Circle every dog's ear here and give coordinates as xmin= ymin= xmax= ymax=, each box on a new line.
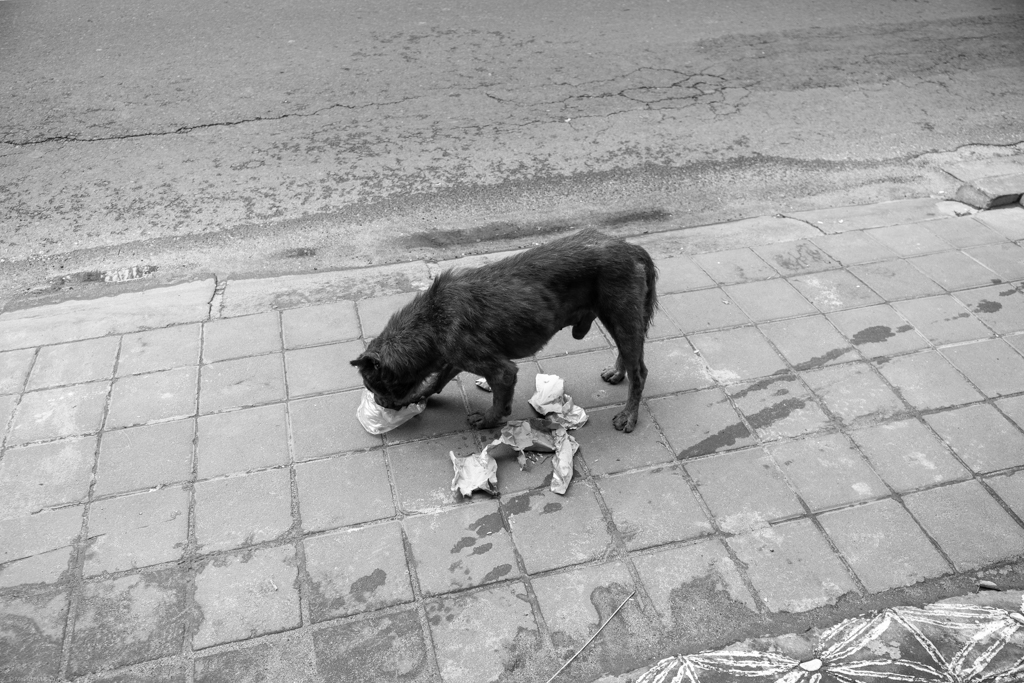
xmin=350 ymin=351 xmax=380 ymax=372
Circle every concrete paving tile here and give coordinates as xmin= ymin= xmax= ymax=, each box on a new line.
xmin=754 ymin=240 xmax=839 ymax=276
xmin=96 ymin=419 xmax=194 ymax=495
xmin=849 ymin=260 xmax=944 ymax=301
xmin=117 ymin=324 xmax=201 ymax=377
xmin=0 ymin=544 xmax=73 ymax=590
xmin=811 ymin=231 xmax=898 ymax=265
xmin=684 ymin=447 xmax=804 ymax=533
xmin=576 ymin=404 xmax=673 ymax=475
xmin=289 ymin=389 xmax=383 ymax=460
xmin=996 ymin=393 xmax=1024 ymax=430
xmin=304 ymin=522 xmax=413 ymax=621
xmin=770 ymin=433 xmax=888 ymax=512
xmin=598 ymin=467 xmax=712 ymax=549
xmin=658 ymin=288 xmax=749 ymax=334
xmin=924 ymin=403 xmax=1024 ymax=474
xmin=313 ymin=609 xmax=438 ymax=683
xmin=0 ymin=586 xmax=69 ymax=680
xmin=0 ymin=436 xmax=96 ymax=519
xmin=0 ymin=348 xmax=35 ymax=395
xmin=9 ymin=381 xmax=109 ymax=444
xmin=69 ymin=568 xmax=187 ymax=676
xmin=281 ymin=300 xmax=360 ymax=348
xmin=93 ymin=659 xmax=187 ymax=683
xmin=868 ymin=222 xmax=954 ymax=255
xmin=653 ymin=254 xmax=716 ymax=291
xmin=107 ymin=366 xmax=198 ymax=429
xmin=84 ymin=486 xmax=189 ymax=576
xmin=649 ymin=388 xmax=755 ymax=459
xmin=27 ymin=336 xmax=119 ymax=390
xmin=295 ymin=450 xmax=395 ymax=531
xmin=633 ymin=539 xmax=758 ymax=648
xmin=956 ymin=282 xmax=1024 ymax=333
xmin=964 ymin=242 xmax=1024 ymax=281
xmin=828 ymin=305 xmax=929 ymax=359
xmin=538 ymin=349 xmax=629 ymax=409
xmin=723 ymin=279 xmax=817 ymax=322
xmin=642 ymin=337 xmax=715 ymax=397
xmin=957 ymin=173 xmax=1024 ymax=209
xmin=426 ymin=581 xmax=539 ymax=683
xmin=199 ymin=354 xmax=286 ymax=414
xmin=192 ymin=544 xmax=301 ymax=649
xmin=922 ymin=215 xmax=1007 ymax=248
xmin=789 ymin=198 xmax=954 ymax=233
xmin=788 ymin=270 xmax=883 ymax=313
xmin=535 ymin=322 xmax=610 ymax=357
xmin=357 ymin=291 xmax=418 ymax=338
xmin=908 ymin=250 xmax=1001 ymax=291
xmin=941 ymin=338 xmax=1024 ymax=397
xmin=0 ymin=505 xmax=81 ymax=580
xmin=645 ymin=307 xmax=685 ymax=340
xmin=726 ymin=519 xmax=858 ymax=613
xmin=849 ymin=420 xmax=970 ymax=493
xmin=389 ymin=432 xmax=482 ymax=513
xmin=986 ymin=470 xmax=1024 ymax=520
xmin=876 ymin=350 xmax=984 ymax=410
xmin=692 ymin=248 xmax=777 ymax=284
xmin=1004 ymin=332 xmax=1024 ymax=355
xmin=465 ymin=363 xmax=542 ymax=426
xmin=974 ymin=205 xmax=1024 ymax=240
xmin=802 ymin=362 xmax=906 ymax=426
xmin=532 ymin=561 xmax=652 ymax=673
xmin=818 ymin=498 xmax=950 ymax=593
xmin=891 ymin=295 xmax=993 ymax=345
xmin=405 ymin=500 xmax=518 ymax=596
xmin=386 ymin=379 xmax=472 ymax=442
xmin=690 ymin=326 xmax=787 ymax=382
xmin=758 ymin=315 xmax=858 ymax=371
xmin=504 ymin=482 xmax=612 ymax=573
xmin=202 ymin=312 xmax=282 ymax=363
xmin=904 ymin=480 xmax=1024 ymax=571
xmin=0 ymin=393 xmax=17 ymax=440
xmin=195 ymin=633 xmax=315 ymax=683
xmin=194 ymin=469 xmax=293 ymax=553
xmin=727 ymin=374 xmax=830 ymax=441
xmin=285 ymin=339 xmax=364 ymax=397
xmin=197 ymin=404 xmax=287 ymax=479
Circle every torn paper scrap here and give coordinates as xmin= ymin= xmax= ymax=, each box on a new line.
xmin=528 ymin=374 xmax=588 ymax=429
xmin=475 ymin=377 xmax=492 ymax=392
xmin=450 ymin=449 xmax=498 ymax=497
xmin=356 ymin=388 xmax=426 ymax=435
xmin=497 ymin=418 xmax=580 ymax=495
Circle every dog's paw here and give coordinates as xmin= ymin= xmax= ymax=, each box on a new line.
xmin=467 ymin=411 xmax=500 ymax=429
xmin=612 ymin=409 xmax=637 ymax=432
xmin=601 ymin=367 xmax=626 ymax=384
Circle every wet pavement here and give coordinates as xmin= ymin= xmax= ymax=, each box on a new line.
xmin=2 ymin=178 xmax=1024 ymax=682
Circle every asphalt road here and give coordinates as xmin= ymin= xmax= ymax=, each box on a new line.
xmin=2 ymin=0 xmax=1023 ymax=306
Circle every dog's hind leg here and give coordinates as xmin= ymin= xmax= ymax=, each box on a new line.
xmin=467 ymin=358 xmax=518 ymax=429
xmin=601 ymin=322 xmax=647 ymax=432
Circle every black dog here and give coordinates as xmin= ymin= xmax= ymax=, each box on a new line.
xmin=350 ymin=228 xmax=658 ymax=432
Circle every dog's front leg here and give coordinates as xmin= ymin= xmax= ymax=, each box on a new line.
xmin=467 ymin=360 xmax=518 ymax=429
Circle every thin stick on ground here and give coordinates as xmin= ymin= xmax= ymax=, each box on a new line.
xmin=545 ymin=590 xmax=637 ymax=683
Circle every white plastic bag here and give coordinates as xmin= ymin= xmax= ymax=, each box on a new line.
xmin=356 ymin=389 xmax=426 ymax=435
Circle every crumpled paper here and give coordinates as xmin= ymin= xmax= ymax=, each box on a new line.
xmin=450 ymin=417 xmax=580 ymax=497
xmin=356 ymin=388 xmax=426 ymax=434
xmin=528 ymin=374 xmax=588 ymax=429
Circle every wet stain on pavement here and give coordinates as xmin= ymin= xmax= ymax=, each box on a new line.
xmin=503 ymin=492 xmax=533 ymax=516
xmin=542 ymin=502 xmax=563 ymax=515
xmin=975 ymin=300 xmax=1002 ymax=313
xmin=470 ymin=543 xmax=493 ymax=556
xmin=452 ymin=536 xmax=477 ymax=553
xmin=851 ymin=324 xmax=912 ymax=345
xmin=481 ymin=564 xmax=513 ymax=583
xmin=350 ymin=568 xmax=387 ymax=603
xmin=746 ymin=397 xmax=808 ymax=430
xmin=468 ymin=511 xmax=504 ymax=537
xmin=678 ymin=422 xmax=752 ymax=459
xmin=793 ymin=347 xmax=853 ymax=371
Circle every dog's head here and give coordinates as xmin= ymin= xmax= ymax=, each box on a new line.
xmin=350 ymin=300 xmax=440 ymax=409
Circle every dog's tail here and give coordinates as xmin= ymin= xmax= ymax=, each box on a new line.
xmin=640 ymin=249 xmax=658 ymax=335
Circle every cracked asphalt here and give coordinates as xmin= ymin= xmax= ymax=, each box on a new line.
xmin=2 ymin=0 xmax=1024 ymax=307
